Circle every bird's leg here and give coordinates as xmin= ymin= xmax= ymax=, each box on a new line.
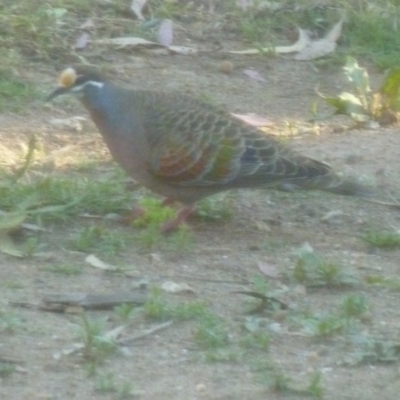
xmin=161 ymin=205 xmax=195 ymax=233
xmin=122 ymin=198 xmax=175 ymax=224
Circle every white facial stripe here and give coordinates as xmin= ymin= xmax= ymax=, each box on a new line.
xmin=71 ymin=80 xmax=104 ymax=92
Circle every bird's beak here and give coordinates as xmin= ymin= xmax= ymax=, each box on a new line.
xmin=46 ymin=86 xmax=69 ymax=101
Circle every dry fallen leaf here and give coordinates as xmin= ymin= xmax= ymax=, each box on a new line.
xmin=85 ymin=254 xmax=117 ymax=271
xmin=168 ymin=45 xmax=197 ymax=55
xmin=74 ymin=32 xmax=90 ymax=50
xmin=95 ymin=37 xmax=197 ymax=55
xmin=257 ymin=261 xmax=280 ymax=279
xmin=321 ymin=210 xmax=344 ymax=221
xmin=80 ymin=18 xmax=95 ymax=30
xmin=130 ymin=0 xmax=148 ymax=20
xmin=157 ymin=19 xmax=173 ymax=47
xmin=161 ymin=281 xmax=195 ymax=294
xmin=227 ymin=28 xmax=309 ymax=55
xmin=231 ymin=113 xmax=272 ymax=127
xmin=295 ymin=17 xmax=345 ymax=61
xmin=243 ymin=69 xmax=266 ymax=82
xmin=104 ymin=325 xmax=126 ymax=341
xmin=95 ymin=37 xmax=164 ymax=49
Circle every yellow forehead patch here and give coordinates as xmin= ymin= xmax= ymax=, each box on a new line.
xmin=59 ymin=67 xmax=77 ymax=88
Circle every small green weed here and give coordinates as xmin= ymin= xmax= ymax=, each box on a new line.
xmin=301 ymin=312 xmax=345 ymax=338
xmin=362 ymin=230 xmax=400 ymax=249
xmin=42 ymin=263 xmax=83 ymax=275
xmin=151 ymin=0 xmax=194 ymax=19
xmin=144 ymin=288 xmax=169 ymax=319
xmin=365 ymin=274 xmax=400 ymax=290
xmin=69 ymin=225 xmax=127 ymax=256
xmin=145 ymin=288 xmax=207 ymax=321
xmin=133 ymin=198 xmax=176 ymax=228
xmin=2 ymin=281 xmax=24 ymax=289
xmin=292 ymin=244 xmax=359 ymax=287
xmin=345 ymin=5 xmax=400 ymax=69
xmin=319 ymin=57 xmax=400 ymax=127
xmin=134 ymin=198 xmax=194 ymax=251
xmin=195 ymin=313 xmax=229 ymax=349
xmin=294 ymin=294 xmax=369 ymax=338
xmin=204 ymin=348 xmax=240 ymax=363
xmin=262 ymin=369 xmax=324 ymax=398
xmin=0 ymin=311 xmax=23 ymax=333
xmin=0 ymin=362 xmax=16 ymax=377
xmin=95 ymin=372 xmax=118 ymax=393
xmin=340 ymin=294 xmax=369 ymax=332
xmin=240 ymin=331 xmax=270 ymax=350
xmin=303 ymin=372 xmax=324 ymax=399
xmin=114 ymin=303 xmax=138 ymax=322
xmin=23 ymin=237 xmax=42 ymax=257
xmin=95 ymin=372 xmax=135 ymax=398
xmin=0 ymin=172 xmax=134 ymax=223
xmin=349 ymin=338 xmax=400 ymax=365
xmin=0 ymin=71 xmax=36 ymax=112
xmin=74 ymin=314 xmax=117 ymax=362
xmin=196 ymin=194 xmax=233 ymax=222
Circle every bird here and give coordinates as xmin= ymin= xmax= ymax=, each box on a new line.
xmin=47 ymin=66 xmax=374 ymax=232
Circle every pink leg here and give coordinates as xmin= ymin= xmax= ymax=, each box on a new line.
xmin=161 ymin=206 xmax=195 ymax=233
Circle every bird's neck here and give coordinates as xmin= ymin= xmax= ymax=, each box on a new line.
xmin=80 ymin=84 xmax=128 ymax=138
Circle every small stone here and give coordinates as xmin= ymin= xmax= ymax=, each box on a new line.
xmin=308 ymin=351 xmax=320 ymax=362
xmin=273 ymin=310 xmax=287 ymax=322
xmin=360 ymin=311 xmax=373 ymax=324
xmin=219 ymin=61 xmax=234 ymax=74
xmin=195 ymin=383 xmax=207 ymax=392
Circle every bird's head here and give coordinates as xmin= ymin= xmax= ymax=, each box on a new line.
xmin=47 ymin=67 xmax=105 ymax=101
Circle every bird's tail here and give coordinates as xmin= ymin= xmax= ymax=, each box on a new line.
xmin=293 ymin=158 xmax=375 ymax=198
xmin=318 ymin=175 xmax=375 ymax=198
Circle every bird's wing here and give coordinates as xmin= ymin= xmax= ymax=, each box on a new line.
xmin=140 ymin=93 xmax=333 ymax=189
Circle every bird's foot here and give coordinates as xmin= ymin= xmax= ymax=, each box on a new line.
xmin=161 ymin=206 xmax=195 ymax=233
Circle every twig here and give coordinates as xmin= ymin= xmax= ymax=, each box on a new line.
xmin=118 ymin=321 xmax=173 ymax=345
xmin=0 ymin=355 xmax=24 ymax=364
xmin=160 ymin=274 xmax=250 ymax=285
xmin=364 ymin=198 xmax=400 ymax=210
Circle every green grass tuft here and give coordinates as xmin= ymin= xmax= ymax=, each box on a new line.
xmin=362 ymin=230 xmax=400 ymax=249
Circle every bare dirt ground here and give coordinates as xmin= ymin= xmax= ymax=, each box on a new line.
xmin=1 ymin=16 xmax=400 ymax=400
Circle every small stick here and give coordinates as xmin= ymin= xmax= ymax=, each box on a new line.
xmin=118 ymin=321 xmax=173 ymax=345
